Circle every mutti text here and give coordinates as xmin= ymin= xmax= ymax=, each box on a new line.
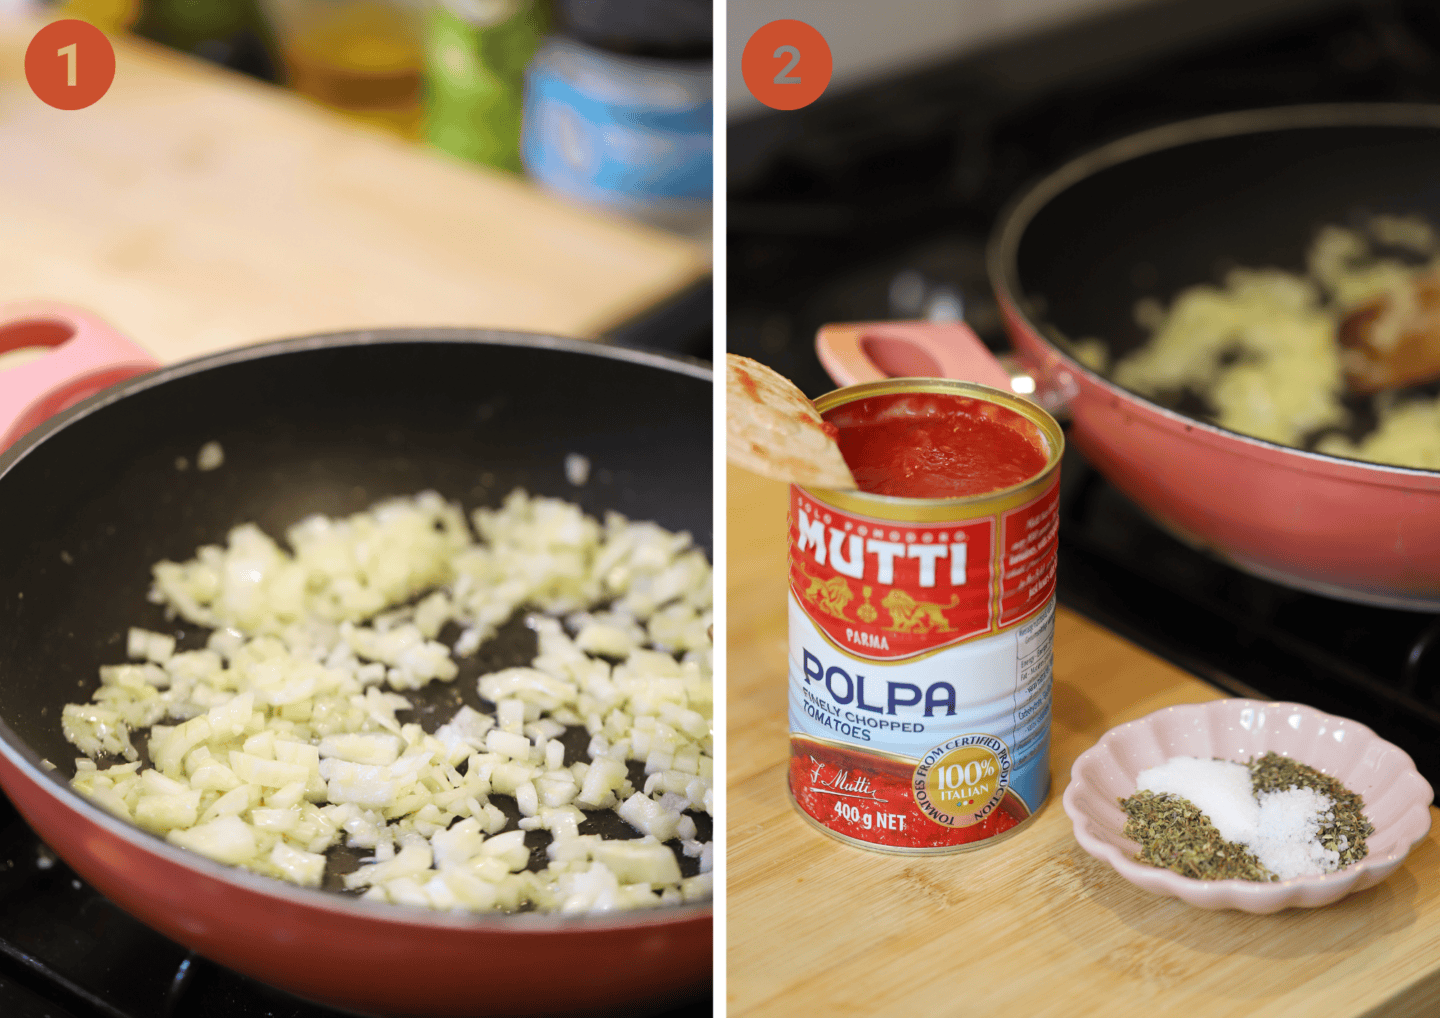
xmin=795 ymin=509 xmax=967 ymax=586
xmin=803 ymin=648 xmax=957 ymax=717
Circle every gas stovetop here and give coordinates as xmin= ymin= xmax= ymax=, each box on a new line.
xmin=728 ymin=0 xmax=1440 ymax=789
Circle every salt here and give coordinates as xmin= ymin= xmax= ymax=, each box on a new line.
xmin=1135 ymin=756 xmax=1342 ymax=880
xmin=1136 ymin=757 xmax=1256 ymax=842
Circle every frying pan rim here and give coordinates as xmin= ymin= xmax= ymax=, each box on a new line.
xmin=0 ymin=326 xmax=711 ymax=481
xmin=0 ymin=327 xmax=713 ymax=932
xmin=986 ymin=101 xmax=1440 ymax=480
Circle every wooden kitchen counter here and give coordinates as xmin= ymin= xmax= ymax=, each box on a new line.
xmin=728 ymin=464 xmax=1440 ymax=1018
xmin=0 ymin=14 xmax=707 ymax=364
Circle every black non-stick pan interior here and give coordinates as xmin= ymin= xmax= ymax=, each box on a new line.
xmin=0 ymin=331 xmax=712 ymax=884
xmin=1011 ymin=114 xmax=1440 ymax=361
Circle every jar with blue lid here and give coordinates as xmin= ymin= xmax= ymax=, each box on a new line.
xmin=521 ymin=35 xmax=712 ymax=233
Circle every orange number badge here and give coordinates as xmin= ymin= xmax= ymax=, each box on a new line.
xmin=741 ymin=20 xmax=832 ymax=111
xmin=25 ymin=20 xmax=116 ymax=110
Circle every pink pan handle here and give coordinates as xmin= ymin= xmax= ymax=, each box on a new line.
xmin=816 ymin=320 xmax=1014 ymax=390
xmin=0 ymin=301 xmax=160 ymax=453
xmin=815 ymin=319 xmax=1073 ymax=415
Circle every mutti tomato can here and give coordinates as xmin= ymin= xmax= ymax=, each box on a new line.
xmin=787 ymin=379 xmax=1064 ymax=853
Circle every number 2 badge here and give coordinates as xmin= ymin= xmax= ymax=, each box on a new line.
xmin=741 ymin=20 xmax=833 ymax=111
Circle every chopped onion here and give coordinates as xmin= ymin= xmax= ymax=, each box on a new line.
xmin=64 ymin=488 xmax=711 ymax=914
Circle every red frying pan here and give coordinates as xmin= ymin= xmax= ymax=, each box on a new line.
xmin=0 ymin=302 xmax=711 ymax=1016
xmin=819 ymin=105 xmax=1440 ymax=611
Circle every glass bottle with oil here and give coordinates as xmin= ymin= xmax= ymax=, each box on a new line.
xmin=263 ymin=0 xmax=426 ymax=139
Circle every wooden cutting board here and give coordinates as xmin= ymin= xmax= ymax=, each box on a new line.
xmin=728 ymin=463 xmax=1440 ymax=1018
xmin=0 ymin=16 xmax=707 ymax=365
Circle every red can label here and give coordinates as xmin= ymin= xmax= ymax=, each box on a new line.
xmin=788 ymin=733 xmax=1033 ymax=848
xmin=788 ymin=482 xmax=1057 ymax=659
xmin=1000 ymin=487 xmax=1060 ymax=626
xmin=787 ymin=477 xmax=1058 ymax=853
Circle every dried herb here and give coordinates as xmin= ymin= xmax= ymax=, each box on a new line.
xmin=1118 ymin=753 xmax=1375 ymax=882
xmin=1247 ymin=752 xmax=1373 ymax=867
xmin=1120 ymin=790 xmax=1274 ymax=881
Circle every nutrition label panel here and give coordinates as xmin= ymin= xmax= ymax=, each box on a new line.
xmin=1011 ymin=596 xmax=1055 ymax=769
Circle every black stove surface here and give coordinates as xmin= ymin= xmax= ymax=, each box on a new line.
xmin=729 ymin=0 xmax=1440 ymax=789
xmin=0 ymin=786 xmax=324 ymax=1018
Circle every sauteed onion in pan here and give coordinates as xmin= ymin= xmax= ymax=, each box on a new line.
xmin=1088 ymin=216 xmax=1440 ymax=470
xmin=60 ymin=485 xmax=713 ymax=915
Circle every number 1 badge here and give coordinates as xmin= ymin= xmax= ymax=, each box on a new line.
xmin=26 ymin=20 xmax=116 ymax=110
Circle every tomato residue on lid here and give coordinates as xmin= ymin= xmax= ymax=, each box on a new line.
xmin=823 ymin=392 xmax=1049 ymax=498
xmin=733 ymin=363 xmax=760 ymax=401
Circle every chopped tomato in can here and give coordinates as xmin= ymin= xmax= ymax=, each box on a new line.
xmin=788 ymin=379 xmax=1063 ymax=853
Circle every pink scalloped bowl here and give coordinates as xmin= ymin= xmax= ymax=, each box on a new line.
xmin=1062 ymin=699 xmax=1434 ymax=913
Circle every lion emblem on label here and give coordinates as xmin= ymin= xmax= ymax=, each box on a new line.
xmin=881 ymin=588 xmax=960 ymax=634
xmin=798 ymin=567 xmax=854 ymax=621
xmin=912 ymin=734 xmax=1013 ymax=828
